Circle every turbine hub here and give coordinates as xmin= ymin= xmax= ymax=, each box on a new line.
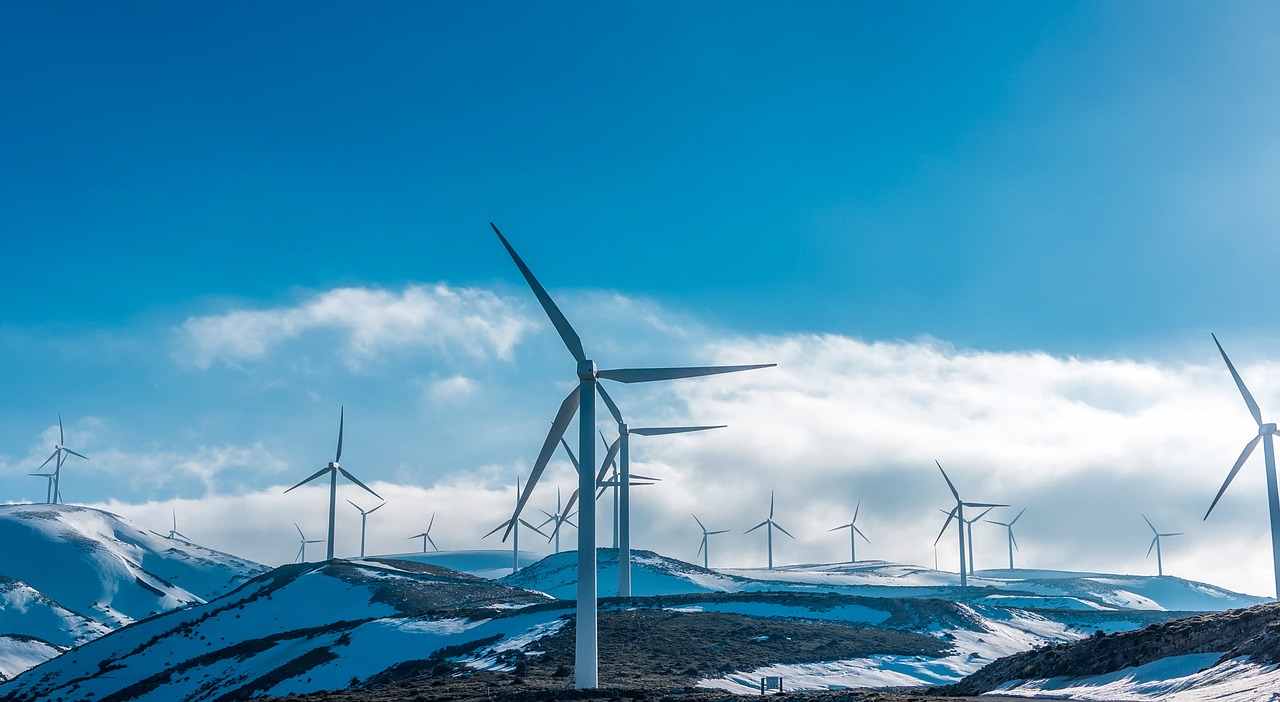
xmin=577 ymin=359 xmax=597 ymax=380
xmin=1262 ymin=423 xmax=1278 ymax=435
xmin=328 ymin=461 xmax=339 ymax=468
xmin=618 ymin=422 xmax=628 ymax=434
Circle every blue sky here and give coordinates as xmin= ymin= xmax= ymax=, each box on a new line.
xmin=5 ymin=3 xmax=1280 ymax=594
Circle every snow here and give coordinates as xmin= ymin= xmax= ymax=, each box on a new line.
xmin=993 ymin=654 xmax=1280 ymax=701
xmin=0 ymin=637 xmax=64 ymax=682
xmin=376 ymin=549 xmax=541 ymax=579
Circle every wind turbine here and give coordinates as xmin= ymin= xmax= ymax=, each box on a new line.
xmin=1205 ymin=334 xmax=1280 ymax=598
xmin=538 ymin=486 xmax=577 ymax=554
xmin=1143 ymin=514 xmax=1182 ymax=577
xmin=489 ymin=224 xmax=774 ymax=689
xmin=167 ymin=510 xmax=189 ymax=540
xmin=38 ymin=415 xmax=88 ymax=505
xmin=284 ymin=407 xmax=380 ymax=561
xmin=829 ymin=501 xmax=870 ymax=563
xmin=693 ymin=514 xmax=729 ymax=569
xmin=294 ymin=523 xmax=323 ymax=563
xmin=964 ymin=507 xmax=995 ymax=574
xmin=347 ymin=499 xmax=385 ymax=558
xmin=29 ymin=472 xmax=55 ymax=504
xmin=986 ymin=507 xmax=1027 ymax=570
xmin=934 ymin=461 xmax=1007 ymax=587
xmin=745 ymin=491 xmax=794 ymax=570
xmin=484 ymin=476 xmax=549 ymax=574
xmin=409 ymin=513 xmax=439 ymax=553
xmin=596 ymin=385 xmax=723 ymax=596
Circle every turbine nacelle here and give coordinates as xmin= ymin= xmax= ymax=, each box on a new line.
xmin=1261 ymin=423 xmax=1277 ymax=436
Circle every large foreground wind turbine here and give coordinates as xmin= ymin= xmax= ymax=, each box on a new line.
xmin=39 ymin=415 xmax=88 ymax=505
xmin=409 ymin=513 xmax=439 ymax=553
xmin=284 ymin=408 xmax=381 ymax=561
xmin=746 ymin=491 xmax=794 ymax=570
xmin=597 ymin=385 xmax=724 ymax=596
xmin=829 ymin=501 xmax=870 ymax=563
xmin=294 ymin=523 xmax=323 ymax=563
xmin=1143 ymin=514 xmax=1181 ymax=577
xmin=986 ymin=507 xmax=1026 ymax=570
xmin=934 ymin=462 xmax=1006 ymax=587
xmin=693 ymin=514 xmax=729 ymax=569
xmin=1205 ymin=334 xmax=1280 ymax=598
xmin=490 ymin=223 xmax=773 ymax=689
xmin=347 ymin=499 xmax=385 ymax=558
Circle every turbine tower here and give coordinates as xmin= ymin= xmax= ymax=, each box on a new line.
xmin=745 ymin=491 xmax=793 ymax=570
xmin=167 ymin=510 xmax=189 ymax=541
xmin=29 ymin=472 xmax=55 ymax=504
xmin=934 ymin=461 xmax=1006 ymax=587
xmin=597 ymin=385 xmax=723 ymax=596
xmin=1204 ymin=334 xmax=1280 ymax=598
xmin=284 ymin=407 xmax=381 ymax=561
xmin=597 ymin=431 xmax=659 ymax=552
xmin=829 ymin=501 xmax=870 ymax=563
xmin=294 ymin=523 xmax=323 ymax=563
xmin=38 ymin=415 xmax=88 ymax=505
xmin=1143 ymin=514 xmax=1182 ymax=577
xmin=986 ymin=507 xmax=1027 ymax=570
xmin=409 ymin=513 xmax=439 ymax=553
xmin=693 ymin=514 xmax=728 ymax=569
xmin=489 ymin=223 xmax=773 ymax=689
xmin=963 ymin=507 xmax=995 ymax=574
xmin=484 ymin=476 xmax=549 ymax=574
xmin=347 ymin=499 xmax=385 ymax=558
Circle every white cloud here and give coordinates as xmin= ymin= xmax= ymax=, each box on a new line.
xmin=178 ymin=284 xmax=532 ymax=369
xmin=426 ymin=375 xmax=477 ymax=404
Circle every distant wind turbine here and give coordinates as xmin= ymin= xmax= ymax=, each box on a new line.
xmin=483 ymin=476 xmax=549 ymax=574
xmin=986 ymin=507 xmax=1027 ymax=570
xmin=167 ymin=510 xmax=189 ymax=541
xmin=964 ymin=507 xmax=995 ymax=573
xmin=693 ymin=514 xmax=729 ymax=569
xmin=409 ymin=513 xmax=439 ymax=553
xmin=284 ymin=407 xmax=381 ymax=561
xmin=294 ymin=523 xmax=323 ymax=563
xmin=38 ymin=415 xmax=88 ymax=505
xmin=489 ymin=223 xmax=774 ymax=689
xmin=347 ymin=499 xmax=385 ymax=558
xmin=934 ymin=461 xmax=1007 ymax=587
xmin=1204 ymin=334 xmax=1280 ymax=598
xmin=829 ymin=501 xmax=870 ymax=563
xmin=745 ymin=491 xmax=793 ymax=570
xmin=1143 ymin=514 xmax=1182 ymax=577
xmin=29 ymin=472 xmax=55 ymax=504
xmin=596 ymin=385 xmax=723 ymax=596
xmin=538 ymin=486 xmax=577 ymax=554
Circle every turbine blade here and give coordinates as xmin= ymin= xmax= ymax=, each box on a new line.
xmin=597 ymin=384 xmax=624 ymax=426
xmin=338 ymin=467 xmax=382 ymax=499
xmin=561 ymin=488 xmax=581 ymax=521
xmin=38 ymin=451 xmax=57 ymax=470
xmin=285 ymin=466 xmax=331 ymax=493
xmin=1147 ymin=536 xmax=1157 ymax=558
xmin=963 ymin=502 xmax=1008 ymax=508
xmin=367 ymin=502 xmax=386 ymax=514
xmin=631 ymin=425 xmax=726 ymax=436
xmin=597 ymin=363 xmax=776 ymax=384
xmin=295 ymin=522 xmax=305 ymax=538
xmin=1011 ymin=532 xmax=1019 ymax=550
xmin=937 ymin=461 xmax=960 ymax=501
xmin=697 ymin=537 xmax=706 ymax=557
xmin=408 ymin=533 xmax=426 ymax=539
xmin=1142 ymin=513 xmax=1157 ymax=534
xmin=63 ymin=448 xmax=89 ymax=461
xmin=346 ymin=499 xmax=362 ymax=512
xmin=428 ymin=512 xmax=435 ymax=530
xmin=520 ymin=518 xmax=549 ymax=538
xmin=1164 ymin=532 xmax=1184 ymax=537
xmin=490 ymin=223 xmax=586 ymax=362
xmin=708 ymin=529 xmax=729 ymax=535
xmin=559 ymin=437 xmax=580 ymax=472
xmin=692 ymin=514 xmax=706 ymax=532
xmin=934 ymin=507 xmax=958 ymax=545
xmin=335 ymin=406 xmax=344 ymax=462
xmin=629 ymin=473 xmax=662 ymax=482
xmin=1010 ymin=507 xmax=1027 ymax=525
xmin=1206 ymin=434 xmax=1262 ymax=519
xmin=427 ymin=535 xmax=439 ymax=551
xmin=595 ymin=436 xmax=622 ymax=488
xmin=505 ymin=387 xmax=580 ymax=541
xmin=1213 ymin=333 xmax=1264 ymax=426
xmin=58 ymin=414 xmax=65 ymax=446
xmin=483 ymin=520 xmax=512 ymax=539
xmin=774 ymin=522 xmax=795 ymax=539
xmin=769 ymin=491 xmax=775 ymax=519
xmin=745 ymin=520 xmax=768 ymax=534
xmin=854 ymin=526 xmax=870 ymax=543
xmin=852 ymin=500 xmax=861 ymax=524
xmin=829 ymin=524 xmax=851 ymax=532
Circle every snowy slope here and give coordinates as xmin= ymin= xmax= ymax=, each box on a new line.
xmin=374 ymin=549 xmax=542 ymax=580
xmin=0 ymin=504 xmax=268 ymax=678
xmin=508 ymin=550 xmax=1268 ymax=613
xmin=0 ymin=558 xmax=563 ymax=702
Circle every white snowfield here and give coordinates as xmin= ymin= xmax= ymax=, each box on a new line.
xmin=993 ymin=654 xmax=1280 ymax=701
xmin=0 ymin=504 xmax=267 ymax=679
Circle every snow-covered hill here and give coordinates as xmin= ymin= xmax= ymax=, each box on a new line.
xmin=0 ymin=504 xmax=267 ymax=678
xmin=375 ymin=549 xmax=542 ymax=579
xmin=506 ymin=550 xmax=1268 ymax=613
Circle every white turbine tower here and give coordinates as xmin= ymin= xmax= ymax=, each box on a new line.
xmin=347 ymin=499 xmax=385 ymax=558
xmin=934 ymin=461 xmax=1006 ymax=587
xmin=829 ymin=501 xmax=870 ymax=563
xmin=1143 ymin=514 xmax=1181 ymax=577
xmin=745 ymin=491 xmax=794 ymax=570
xmin=38 ymin=415 xmax=88 ymax=505
xmin=596 ymin=385 xmax=724 ymax=596
xmin=986 ymin=507 xmax=1026 ymax=570
xmin=489 ymin=223 xmax=774 ymax=689
xmin=1205 ymin=334 xmax=1280 ymax=598
xmin=597 ymin=430 xmax=659 ymax=552
xmin=964 ymin=507 xmax=995 ymax=574
xmin=29 ymin=472 xmax=55 ymax=504
xmin=539 ymin=486 xmax=577 ymax=554
xmin=284 ymin=407 xmax=381 ymax=561
xmin=294 ymin=523 xmax=323 ymax=563
xmin=409 ymin=513 xmax=439 ymax=553
xmin=693 ymin=514 xmax=728 ymax=569
xmin=484 ymin=476 xmax=549 ymax=574
xmin=167 ymin=510 xmax=189 ymax=541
